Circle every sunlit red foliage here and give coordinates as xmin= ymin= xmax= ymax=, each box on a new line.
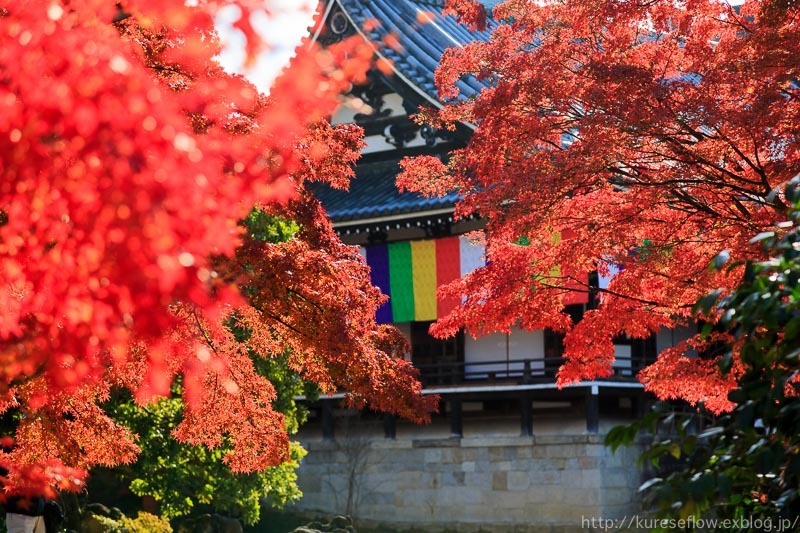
xmin=401 ymin=0 xmax=800 ymax=412
xmin=442 ymin=0 xmax=487 ymax=32
xmin=0 ymin=0 xmax=432 ymax=496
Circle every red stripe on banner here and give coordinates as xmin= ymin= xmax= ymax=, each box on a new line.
xmin=436 ymin=236 xmax=461 ymax=318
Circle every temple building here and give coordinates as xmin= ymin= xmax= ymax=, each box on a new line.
xmin=291 ymin=1 xmax=689 ymax=529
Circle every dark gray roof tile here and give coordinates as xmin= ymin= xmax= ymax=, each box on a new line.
xmin=335 ymin=0 xmax=495 ymax=104
xmin=311 ymin=160 xmax=459 ymax=222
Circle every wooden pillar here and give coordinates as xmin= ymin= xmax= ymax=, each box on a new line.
xmin=633 ymin=393 xmax=649 ymax=418
xmin=321 ymin=399 xmax=335 ymax=440
xmin=522 ymin=360 xmax=533 ymax=384
xmin=585 ymin=385 xmax=599 ymax=434
xmin=449 ymin=398 xmax=463 ymax=438
xmin=520 ymin=391 xmax=533 ymax=437
xmin=383 ymin=414 xmax=396 ymax=440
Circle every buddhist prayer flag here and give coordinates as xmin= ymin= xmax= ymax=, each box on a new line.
xmin=362 ymin=236 xmax=486 ymax=324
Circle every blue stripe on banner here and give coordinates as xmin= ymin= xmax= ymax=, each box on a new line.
xmin=366 ymin=244 xmax=393 ymax=324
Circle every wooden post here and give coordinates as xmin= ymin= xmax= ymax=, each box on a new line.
xmin=449 ymin=398 xmax=463 ymax=438
xmin=586 ymin=385 xmax=599 ymax=434
xmin=383 ymin=414 xmax=396 ymax=440
xmin=321 ymin=399 xmax=335 ymax=440
xmin=520 ymin=391 xmax=533 ymax=437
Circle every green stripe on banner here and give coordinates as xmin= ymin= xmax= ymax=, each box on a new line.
xmin=388 ymin=241 xmax=415 ymax=321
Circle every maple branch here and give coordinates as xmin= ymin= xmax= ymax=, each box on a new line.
xmin=284 ymin=286 xmax=328 ymax=315
xmin=711 ymin=126 xmax=781 ymax=207
xmin=255 ymin=308 xmax=309 ymax=342
xmin=189 ymin=308 xmax=221 ymax=356
xmin=538 ymin=279 xmax=669 ymax=309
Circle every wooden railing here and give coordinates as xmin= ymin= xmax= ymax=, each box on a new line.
xmin=413 ymin=354 xmax=649 ymax=387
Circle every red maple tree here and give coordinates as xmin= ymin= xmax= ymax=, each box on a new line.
xmin=0 ymin=0 xmax=433 ymax=497
xmin=399 ymin=0 xmax=799 ymax=413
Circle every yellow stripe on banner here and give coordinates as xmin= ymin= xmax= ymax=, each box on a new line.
xmin=411 ymin=240 xmax=438 ymax=321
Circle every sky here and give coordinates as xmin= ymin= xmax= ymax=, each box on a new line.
xmin=216 ymin=1 xmax=318 ymax=93
xmin=216 ymin=0 xmax=748 ymax=93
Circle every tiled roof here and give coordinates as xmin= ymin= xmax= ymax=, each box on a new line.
xmin=311 ymin=1 xmax=494 ymax=224
xmin=333 ymin=0 xmax=495 ymax=105
xmin=311 ymin=159 xmax=459 ymax=223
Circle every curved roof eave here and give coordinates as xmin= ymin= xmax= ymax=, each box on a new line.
xmin=309 ymin=0 xmax=494 ymax=124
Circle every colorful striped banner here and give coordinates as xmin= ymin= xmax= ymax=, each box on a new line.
xmin=362 ymin=232 xmax=592 ymax=322
xmin=363 ymin=236 xmax=485 ymax=324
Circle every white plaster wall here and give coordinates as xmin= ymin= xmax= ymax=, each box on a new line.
xmin=464 ymin=328 xmax=546 ymax=378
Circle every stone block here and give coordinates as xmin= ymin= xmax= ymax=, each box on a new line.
xmin=453 ymin=471 xmax=467 ymax=485
xmin=300 ymin=439 xmax=339 ymax=452
xmin=562 ymin=488 xmax=600 ymax=507
xmin=298 ymin=472 xmax=322 ymax=493
xmin=602 ymin=468 xmax=635 ymax=489
xmin=462 ymin=461 xmax=476 ymax=472
xmin=446 ymin=448 xmax=465 ymax=463
xmin=465 ymin=471 xmax=491 ymax=488
xmin=531 ymin=445 xmax=550 ymax=459
xmin=492 ymin=471 xmax=508 ymax=491
xmin=495 ymin=461 xmax=513 ymax=471
xmin=546 ymin=444 xmax=581 ymax=459
xmin=394 ymin=471 xmax=424 ymax=490
xmin=533 ymin=504 xmax=581 ymax=525
xmin=526 ymin=486 xmax=556 ymax=504
xmin=496 ymin=491 xmax=528 ymax=509
xmin=461 ymin=436 xmax=534 ymax=448
xmin=515 ymin=446 xmax=534 ymax=459
xmin=424 ymin=449 xmax=442 ymax=464
xmin=412 ymin=438 xmax=461 ymax=448
xmin=507 ymin=470 xmax=530 ymax=491
xmin=449 ymin=485 xmax=484 ymax=506
xmin=582 ymin=469 xmax=602 ymax=488
xmin=360 ymin=491 xmax=394 ymax=505
xmin=584 ymin=444 xmax=605 ymax=457
xmin=529 ymin=469 xmax=560 ymax=485
xmin=602 ymin=487 xmax=638 ymax=507
xmin=559 ymin=469 xmax=586 ymax=489
xmin=370 ymin=438 xmax=414 ymax=450
xmin=488 ymin=446 xmax=506 ymax=461
xmin=534 ymin=434 xmax=590 ymax=446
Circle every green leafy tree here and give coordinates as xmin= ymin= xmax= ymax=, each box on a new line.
xmin=607 ymin=175 xmax=800 ymax=529
xmin=88 ymin=212 xmax=317 ymax=526
xmin=103 ymin=357 xmax=307 ymax=526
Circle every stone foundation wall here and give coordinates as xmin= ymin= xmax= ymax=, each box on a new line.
xmin=292 ymin=434 xmax=643 ymax=531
